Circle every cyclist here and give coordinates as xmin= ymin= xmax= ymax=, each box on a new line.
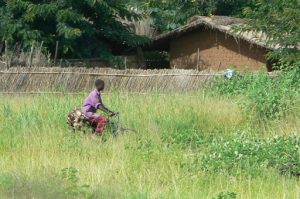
xmin=82 ymin=79 xmax=115 ymax=134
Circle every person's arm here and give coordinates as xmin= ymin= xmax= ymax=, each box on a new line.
xmin=95 ymin=94 xmax=115 ymax=116
xmin=98 ymin=104 xmax=115 ymax=116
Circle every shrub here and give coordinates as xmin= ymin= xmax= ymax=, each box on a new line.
xmin=161 ymin=128 xmax=213 ymax=149
xmin=0 ymin=174 xmax=15 ymax=193
xmin=211 ymin=62 xmax=300 ymax=119
xmin=61 ymin=167 xmax=92 ymax=198
xmin=212 ymin=191 xmax=237 ymax=199
xmin=200 ymin=134 xmax=300 ymax=176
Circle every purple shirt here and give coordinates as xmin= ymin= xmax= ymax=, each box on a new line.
xmin=82 ymin=89 xmax=103 ymax=119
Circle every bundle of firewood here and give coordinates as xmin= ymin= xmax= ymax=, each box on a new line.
xmin=66 ymin=108 xmax=89 ymax=131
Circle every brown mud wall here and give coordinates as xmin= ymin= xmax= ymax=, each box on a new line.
xmin=170 ymin=27 xmax=269 ymax=71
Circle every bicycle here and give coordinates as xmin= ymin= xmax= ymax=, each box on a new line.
xmin=66 ymin=109 xmax=136 ymax=137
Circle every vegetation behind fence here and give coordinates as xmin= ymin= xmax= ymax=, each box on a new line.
xmin=0 ymin=67 xmax=221 ymax=93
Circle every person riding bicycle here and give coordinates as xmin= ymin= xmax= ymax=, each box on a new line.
xmin=82 ymin=79 xmax=115 ymax=134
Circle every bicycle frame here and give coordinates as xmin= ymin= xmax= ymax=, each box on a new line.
xmin=107 ymin=112 xmax=136 ymax=137
xmin=107 ymin=112 xmax=121 ymax=137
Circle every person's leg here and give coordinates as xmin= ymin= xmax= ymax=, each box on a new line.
xmin=85 ymin=113 xmax=100 ymax=133
xmin=95 ymin=116 xmax=108 ymax=133
xmin=84 ymin=112 xmax=108 ymax=134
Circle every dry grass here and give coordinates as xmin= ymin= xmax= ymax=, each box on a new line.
xmin=0 ymin=67 xmax=217 ymax=93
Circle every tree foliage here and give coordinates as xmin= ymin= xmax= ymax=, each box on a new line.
xmin=0 ymin=0 xmax=299 ymax=63
xmin=242 ymin=0 xmax=300 ymax=63
xmin=0 ymin=0 xmax=149 ymax=59
xmin=130 ymin=0 xmax=255 ymax=32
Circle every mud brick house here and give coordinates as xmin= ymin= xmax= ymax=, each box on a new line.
xmin=152 ymin=16 xmax=276 ymax=71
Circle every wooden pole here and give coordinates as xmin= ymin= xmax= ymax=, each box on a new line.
xmin=217 ymin=61 xmax=222 ymax=72
xmin=124 ymin=56 xmax=127 ymax=69
xmin=54 ymin=41 xmax=59 ymax=66
xmin=35 ymin=41 xmax=44 ymax=67
xmin=28 ymin=45 xmax=34 ymax=67
xmin=5 ymin=40 xmax=8 ymax=70
xmin=137 ymin=47 xmax=145 ymax=69
xmin=196 ymin=48 xmax=200 ymax=71
xmin=4 ymin=40 xmax=7 ymax=55
xmin=38 ymin=42 xmax=44 ymax=57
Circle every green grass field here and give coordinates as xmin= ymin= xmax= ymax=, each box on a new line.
xmin=0 ymin=92 xmax=299 ymax=199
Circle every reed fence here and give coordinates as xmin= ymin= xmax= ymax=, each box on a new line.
xmin=0 ymin=67 xmax=222 ymax=93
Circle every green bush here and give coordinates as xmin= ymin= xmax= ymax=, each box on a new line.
xmin=157 ymin=116 xmax=215 ymax=149
xmin=212 ymin=191 xmax=237 ymax=199
xmin=0 ymin=174 xmax=15 ymax=193
xmin=200 ymin=134 xmax=300 ymax=176
xmin=161 ymin=128 xmax=213 ymax=149
xmin=212 ymin=63 xmax=300 ymax=119
xmin=61 ymin=167 xmax=92 ymax=198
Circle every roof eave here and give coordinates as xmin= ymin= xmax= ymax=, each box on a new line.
xmin=153 ymin=18 xmax=277 ymax=51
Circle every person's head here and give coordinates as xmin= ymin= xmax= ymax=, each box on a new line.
xmin=95 ymin=79 xmax=105 ymax=91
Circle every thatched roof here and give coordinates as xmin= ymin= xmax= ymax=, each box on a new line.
xmin=153 ymin=16 xmax=279 ymax=51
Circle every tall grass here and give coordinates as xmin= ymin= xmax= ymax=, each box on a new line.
xmin=0 ymin=92 xmax=299 ymax=199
